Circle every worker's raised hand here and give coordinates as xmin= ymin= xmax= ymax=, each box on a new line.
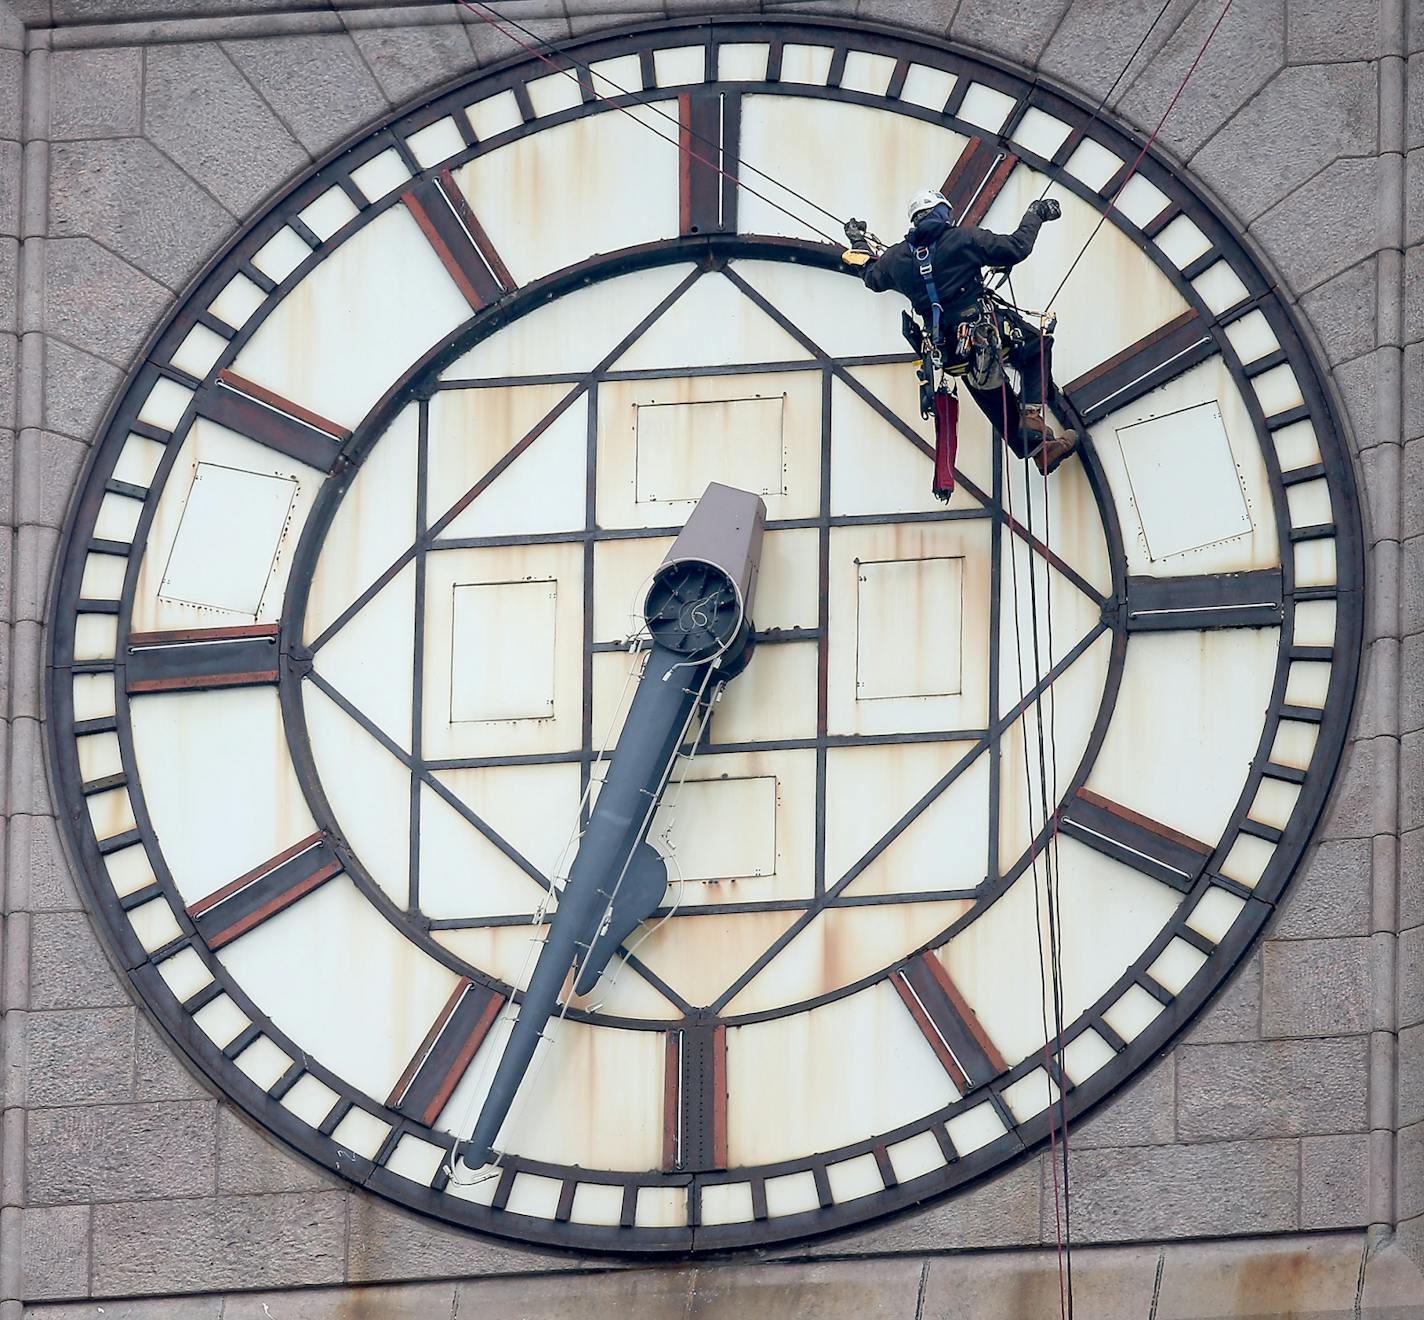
xmin=841 ymin=217 xmax=876 ymax=268
xmin=1028 ymin=198 xmax=1062 ymax=222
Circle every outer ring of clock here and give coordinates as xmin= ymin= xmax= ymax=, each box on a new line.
xmin=45 ymin=15 xmax=1363 ymax=1255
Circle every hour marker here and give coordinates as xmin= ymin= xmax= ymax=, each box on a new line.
xmin=187 ymin=833 xmax=341 ymax=949
xmin=891 ymin=953 xmax=1005 ymax=1091
xmin=1125 ymin=570 xmax=1283 ymax=632
xmin=941 ymin=136 xmax=1017 ymax=228
xmin=1059 ymin=788 xmax=1210 ymax=893
xmin=387 ymin=978 xmax=504 ymax=1126
xmin=1063 ymin=310 xmax=1216 ymax=425
xmin=403 ymin=171 xmax=515 ymax=311
xmin=127 ymin=624 xmax=280 ymax=693
xmin=197 ymin=370 xmax=348 ymax=471
xmin=663 ymin=1022 xmax=727 ymax=1172
xmin=678 ymin=91 xmax=739 ymax=236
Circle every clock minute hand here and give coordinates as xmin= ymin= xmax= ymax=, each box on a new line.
xmin=462 ymin=483 xmax=766 ymax=1168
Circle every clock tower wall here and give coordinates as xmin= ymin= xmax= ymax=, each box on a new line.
xmin=0 ymin=0 xmax=1421 ymax=1316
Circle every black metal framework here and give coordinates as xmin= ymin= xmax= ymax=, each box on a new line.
xmin=45 ymin=15 xmax=1362 ymax=1258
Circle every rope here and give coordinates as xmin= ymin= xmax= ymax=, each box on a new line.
xmin=452 ymin=0 xmax=846 ymax=246
xmin=1044 ymin=0 xmax=1236 ymax=307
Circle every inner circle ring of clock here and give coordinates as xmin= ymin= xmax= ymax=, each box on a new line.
xmin=48 ymin=14 xmax=1362 ymax=1253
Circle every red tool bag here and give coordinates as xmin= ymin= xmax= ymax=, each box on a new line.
xmin=932 ymin=385 xmax=959 ymax=502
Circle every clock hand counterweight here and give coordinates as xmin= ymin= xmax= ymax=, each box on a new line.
xmin=461 ymin=483 xmax=766 ymax=1168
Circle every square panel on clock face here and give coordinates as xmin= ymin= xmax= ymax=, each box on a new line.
xmin=422 ymin=542 xmax=583 ymax=760
xmin=596 ymin=371 xmax=821 ymax=530
xmin=827 ymin=521 xmax=991 ymax=736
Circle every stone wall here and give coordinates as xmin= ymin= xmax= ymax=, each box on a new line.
xmin=0 ymin=0 xmax=1418 ymax=1315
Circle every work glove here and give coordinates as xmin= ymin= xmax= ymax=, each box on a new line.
xmin=1027 ymin=198 xmax=1062 ymax=222
xmin=842 ymin=217 xmax=876 ymax=268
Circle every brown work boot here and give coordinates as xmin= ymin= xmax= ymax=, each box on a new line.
xmin=1021 ymin=405 xmax=1079 ymax=475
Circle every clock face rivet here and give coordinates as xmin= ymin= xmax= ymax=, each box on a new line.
xmin=48 ymin=18 xmax=1360 ymax=1254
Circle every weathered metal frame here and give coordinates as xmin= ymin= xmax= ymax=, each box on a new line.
xmin=44 ymin=14 xmax=1362 ymax=1258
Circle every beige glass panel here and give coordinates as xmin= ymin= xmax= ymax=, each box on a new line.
xmin=1011 ymin=107 xmax=1074 ymax=161
xmin=636 ymin=1185 xmax=688 ymax=1228
xmin=170 ymin=323 xmax=226 ymax=379
xmin=1294 ymin=599 xmax=1337 ymax=647
xmin=435 ymin=924 xmax=554 ymax=994
xmin=430 ymin=761 xmax=582 ymax=895
xmin=417 ymin=783 xmax=553 ymax=920
xmin=900 ymin=64 xmax=957 ymax=111
xmin=586 ymin=55 xmax=643 ymax=97
xmin=304 ymin=681 xmax=410 ymax=907
xmin=716 ymin=44 xmax=768 ymax=82
xmin=427 ymin=382 xmax=580 ymax=529
xmin=612 ymin=272 xmax=811 ymax=373
xmin=219 ymin=873 xmax=461 ymax=1104
xmin=1091 ymin=359 xmax=1279 ymax=578
xmin=421 ymin=542 xmax=583 ymax=760
xmin=701 ymin=1183 xmax=755 ymax=1225
xmin=978 ymin=172 xmax=1190 ymax=390
xmin=647 ymin=748 xmax=815 ymax=910
xmin=72 ymin=673 xmax=116 ymax=723
xmin=157 ymin=463 xmax=298 ymax=618
xmin=1154 ymin=214 xmax=1211 ymax=270
xmin=725 ymin=981 xmax=958 ymax=1166
xmin=1192 ymin=261 xmax=1250 ymax=316
xmin=1221 ymin=833 xmax=1274 ymax=888
xmin=958 ymin=83 xmax=1016 ymax=134
xmin=1147 ymin=938 xmax=1208 ymax=995
xmin=440 ymin=400 xmax=587 ymax=543
xmin=157 ymin=947 xmax=211 ymax=1003
xmin=1249 ymin=777 xmax=1302 ymax=831
xmin=856 ymin=557 xmax=963 ymax=700
xmin=840 ymin=751 xmax=992 ymax=899
xmin=999 ymin=426 xmax=1114 ymax=597
xmin=598 ymin=371 xmax=821 ymax=529
xmin=387 ymin=1135 xmax=445 ymax=1188
xmin=724 ymin=898 xmax=970 ymax=1016
xmin=298 ymin=187 xmax=358 ymax=242
xmin=1061 ymin=1029 xmax=1115 ymax=1085
xmin=113 ymin=432 xmax=166 ymax=488
xmin=234 ymin=1037 xmax=292 ymax=1091
xmin=234 ymin=205 xmax=470 ymax=431
xmin=450 ymin=579 xmax=557 ymax=723
xmin=94 ymin=491 xmax=142 ymax=543
xmin=829 ymin=377 xmax=978 ymax=518
xmin=1102 ymin=984 xmax=1163 ymax=1042
xmin=708 ymin=640 xmax=817 ymax=744
xmin=569 ymin=1182 xmax=624 ymax=1227
xmin=138 ymin=378 xmax=194 ymax=432
xmin=887 ymin=1129 xmax=948 ymax=1184
xmin=777 ymin=43 xmax=833 ymax=85
xmin=76 ymin=731 xmax=121 ymax=782
xmin=442 ymin=264 xmax=695 ymax=381
xmin=1086 ymin=627 xmax=1278 ymax=847
xmin=826 ymin=1151 xmax=883 ymax=1202
xmin=1223 ymin=310 xmax=1282 ymax=364
xmin=130 ymin=686 xmax=316 ymax=907
xmin=997 ymin=634 xmax=1109 ymax=872
xmin=652 ymin=44 xmax=706 ymax=86
xmin=332 ymin=1108 xmax=389 ymax=1161
xmin=250 ymin=226 xmax=308 ymax=284
xmin=74 ymin=615 xmax=118 ymax=663
xmin=133 ymin=418 xmax=321 ymax=634
xmin=592 ymin=535 xmax=675 ymax=642
xmin=940 ymin=834 xmax=1182 ymax=1067
xmin=208 ymin=272 xmax=266 ymax=330
xmin=87 ymin=786 xmax=136 ymax=843
xmin=106 ymin=844 xmax=156 ymax=899
xmin=305 ymin=403 xmax=417 ymax=644
xmin=634 ymin=394 xmax=786 ymax=504
xmin=839 ymin=50 xmax=897 ymax=96
xmin=452 ymin=107 xmax=680 ymax=287
xmin=1270 ymin=718 xmax=1319 ymax=772
xmin=313 ymin=559 xmax=415 ymax=752
xmin=1001 ymin=1067 xmax=1059 ymax=1121
xmin=732 ymin=259 xmax=907 ymax=360
xmin=281 ymin=1074 xmax=339 ymax=1129
xmin=193 ymin=994 xmax=250 ymax=1050
xmin=765 ymin=1170 xmax=819 ymax=1217
xmin=129 ymin=895 xmax=182 ymax=953
xmin=652 ymin=775 xmax=776 ymax=881
xmin=350 ymin=147 xmax=411 ymax=201
xmin=827 ymin=522 xmax=991 ymax=736
xmin=1273 ymin=419 xmax=1322 ymax=472
xmin=1295 ymin=538 xmax=1338 ymax=588
xmin=825 ymin=740 xmax=981 ymax=883
xmin=463 ymin=89 xmax=521 ymax=141
xmin=438 ymin=1012 xmax=663 ymax=1171
xmin=1187 ymin=887 xmax=1246 ymax=943
xmin=625 ymin=908 xmax=798 ymax=1009
xmin=752 ymin=527 xmax=820 ymax=633
xmin=1116 ymin=403 xmax=1251 ymax=560
xmin=844 ymin=363 xmax=996 ymax=512
xmin=738 ymin=97 xmax=966 ymax=246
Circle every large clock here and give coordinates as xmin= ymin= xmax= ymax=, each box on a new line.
xmin=48 ymin=16 xmax=1361 ymax=1252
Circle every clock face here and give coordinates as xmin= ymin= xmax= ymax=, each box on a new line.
xmin=49 ymin=18 xmax=1360 ymax=1252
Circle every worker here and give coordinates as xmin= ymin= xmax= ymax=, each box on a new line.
xmin=846 ymin=188 xmax=1079 ymax=475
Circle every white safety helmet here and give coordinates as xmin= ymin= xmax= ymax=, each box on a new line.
xmin=907 ymin=187 xmax=951 ymax=224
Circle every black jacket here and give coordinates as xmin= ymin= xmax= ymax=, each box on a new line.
xmin=863 ymin=208 xmax=1045 ymax=317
